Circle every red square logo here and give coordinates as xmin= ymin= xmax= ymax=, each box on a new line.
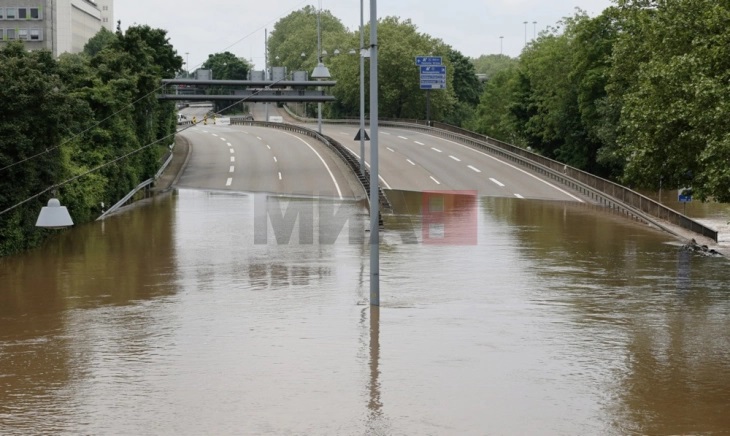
xmin=422 ymin=190 xmax=478 ymax=245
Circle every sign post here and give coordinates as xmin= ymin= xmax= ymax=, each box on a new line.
xmin=416 ymin=57 xmax=446 ymax=125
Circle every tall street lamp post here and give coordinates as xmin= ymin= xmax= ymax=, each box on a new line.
xmin=311 ymin=3 xmax=330 ymax=134
xmin=359 ymin=0 xmax=366 ymax=175
xmin=369 ymin=0 xmax=380 ymax=306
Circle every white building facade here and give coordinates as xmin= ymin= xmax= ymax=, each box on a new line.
xmin=0 ymin=0 xmax=113 ymax=57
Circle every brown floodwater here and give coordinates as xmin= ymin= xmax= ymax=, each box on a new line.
xmin=1 ymin=189 xmax=728 ymax=435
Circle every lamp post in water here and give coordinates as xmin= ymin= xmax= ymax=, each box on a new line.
xmin=369 ymin=0 xmax=380 ymax=306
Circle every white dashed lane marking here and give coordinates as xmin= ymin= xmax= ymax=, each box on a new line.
xmin=449 ymin=155 xmax=461 ymax=162
xmin=415 ymin=141 xmax=425 ymax=146
xmin=431 ymin=147 xmax=442 ymax=153
xmin=226 ymin=178 xmax=232 ymax=186
xmin=468 ymin=165 xmax=481 ymax=173
xmin=490 ymin=178 xmax=505 ymax=187
xmin=430 ymin=176 xmax=441 ymax=185
xmin=406 ymin=159 xmax=416 ymax=165
xmin=514 ymin=194 xmax=524 ymax=199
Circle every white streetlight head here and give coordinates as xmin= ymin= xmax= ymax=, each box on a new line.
xmin=301 ymin=52 xmax=306 ymax=58
xmin=36 ymin=198 xmax=74 ymax=228
xmin=360 ymin=48 xmax=371 ymax=58
xmin=349 ymin=48 xmax=357 ymax=55
xmin=311 ymin=62 xmax=331 ymax=79
xmin=322 ymin=49 xmax=328 ymax=56
xmin=334 ymin=49 xmax=340 ymax=56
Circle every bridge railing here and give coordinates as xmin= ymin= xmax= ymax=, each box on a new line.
xmin=294 ymin=113 xmax=716 ymax=241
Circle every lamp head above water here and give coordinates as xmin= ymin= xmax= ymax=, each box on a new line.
xmin=36 ymin=198 xmax=74 ymax=229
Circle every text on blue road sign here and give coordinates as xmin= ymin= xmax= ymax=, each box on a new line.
xmin=420 ymin=66 xmax=446 ymax=74
xmin=415 ymin=56 xmax=443 ymax=66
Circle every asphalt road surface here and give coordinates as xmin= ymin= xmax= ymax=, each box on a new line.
xmin=176 ymin=124 xmax=361 ymax=199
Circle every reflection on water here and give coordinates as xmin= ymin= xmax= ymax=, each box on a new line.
xmin=0 ymin=189 xmax=728 ymax=434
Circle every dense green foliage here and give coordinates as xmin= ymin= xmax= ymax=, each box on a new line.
xmin=269 ymin=10 xmax=481 ymax=125
xmin=469 ymin=3 xmax=730 ymax=200
xmin=0 ymin=25 xmax=182 ymax=256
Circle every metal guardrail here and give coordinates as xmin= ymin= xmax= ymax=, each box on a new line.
xmin=97 ymin=143 xmax=175 ymax=221
xmin=228 ymin=117 xmax=391 ymax=217
xmin=295 ymin=113 xmax=717 ymax=242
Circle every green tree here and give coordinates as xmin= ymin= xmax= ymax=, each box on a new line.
xmin=268 ymin=6 xmax=348 ymax=74
xmin=0 ymin=44 xmax=75 ymax=255
xmin=471 ymin=54 xmax=518 ymax=79
xmin=468 ymin=66 xmax=521 ymax=143
xmin=614 ymin=0 xmax=730 ymax=200
xmin=84 ymin=27 xmax=118 ymax=57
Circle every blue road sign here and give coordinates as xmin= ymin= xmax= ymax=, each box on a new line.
xmin=678 ymin=187 xmax=693 ymax=203
xmin=420 ymin=82 xmax=446 ymax=90
xmin=420 ymin=74 xmax=446 ymax=80
xmin=420 ymin=66 xmax=446 ymax=74
xmin=416 ymin=56 xmax=443 ymax=66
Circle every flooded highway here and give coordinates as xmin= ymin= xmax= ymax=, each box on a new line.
xmin=1 ymin=190 xmax=728 ymax=434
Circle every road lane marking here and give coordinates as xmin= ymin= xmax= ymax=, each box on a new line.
xmin=229 ymin=166 xmax=235 ymax=173
xmin=226 ymin=178 xmax=232 ymax=186
xmin=449 ymin=155 xmax=461 ymax=162
xmin=514 ymin=194 xmax=524 ymax=199
xmin=468 ymin=165 xmax=481 ymax=173
xmin=229 ymin=149 xmax=234 ymax=154
xmin=257 ymin=136 xmax=262 ymax=140
xmin=280 ymin=131 xmax=343 ymax=199
xmin=227 ymin=142 xmax=232 ymax=147
xmin=266 ymin=144 xmax=271 ymax=150
xmin=415 ymin=141 xmax=425 ymax=145
xmin=278 ymin=172 xmax=282 ymax=180
xmin=418 ymin=132 xmax=584 ymax=202
xmin=273 ymin=156 xmax=277 ymax=163
xmin=490 ymin=178 xmax=505 ymax=187
xmin=398 ymin=136 xmax=408 ymax=140
xmin=431 ymin=147 xmax=442 ymax=153
xmin=387 ymin=147 xmax=395 ymax=152
xmin=382 ymin=132 xmax=391 ymax=135
xmin=430 ymin=176 xmax=441 ymax=185
xmin=406 ymin=159 xmax=416 ymax=165
xmin=212 ymin=134 xmax=218 ymax=137
xmin=220 ymin=137 xmax=226 ymax=141
xmin=231 ymin=157 xmax=235 ymax=162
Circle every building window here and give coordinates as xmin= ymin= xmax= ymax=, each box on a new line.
xmin=18 ymin=8 xmax=27 ymax=19
xmin=30 ymin=8 xmax=40 ymax=19
xmin=0 ymin=8 xmax=4 ymax=20
xmin=30 ymin=28 xmax=40 ymax=40
xmin=103 ymin=6 xmax=108 ymax=11
xmin=0 ymin=29 xmax=4 ymax=40
xmin=18 ymin=28 xmax=28 ymax=40
xmin=6 ymin=8 xmax=16 ymax=19
xmin=7 ymin=28 xmax=15 ymax=40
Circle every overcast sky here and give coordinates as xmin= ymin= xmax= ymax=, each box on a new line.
xmin=115 ymin=0 xmax=614 ymax=71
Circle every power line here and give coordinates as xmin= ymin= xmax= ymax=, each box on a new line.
xmin=0 ymin=81 xmax=285 ymax=218
xmin=1 ymin=0 xmax=309 ymax=173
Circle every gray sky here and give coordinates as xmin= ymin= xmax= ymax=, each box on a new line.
xmin=115 ymin=0 xmax=614 ymax=71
